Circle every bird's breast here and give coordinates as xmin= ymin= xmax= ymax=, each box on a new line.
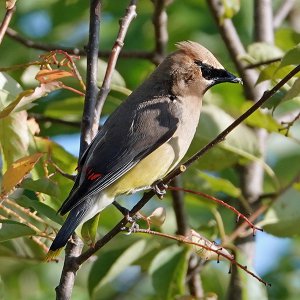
xmin=106 ymin=97 xmax=202 ymax=197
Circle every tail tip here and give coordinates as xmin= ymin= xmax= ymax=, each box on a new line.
xmin=44 ymin=248 xmax=63 ymax=262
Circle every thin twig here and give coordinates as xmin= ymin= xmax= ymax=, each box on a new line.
xmin=167 ymin=186 xmax=262 ymax=234
xmin=124 ymin=228 xmax=270 ymax=286
xmin=245 ymin=57 xmax=282 ymax=69
xmin=0 ymin=4 xmax=16 ymax=45
xmin=5 ymin=27 xmax=153 ymax=60
xmin=48 ymin=159 xmax=76 ymax=181
xmin=94 ymin=0 xmax=138 ymax=124
xmin=273 ymin=0 xmax=295 ymax=28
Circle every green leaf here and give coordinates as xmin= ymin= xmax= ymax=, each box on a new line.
xmin=81 ymin=212 xmax=100 ymax=246
xmin=0 ymin=72 xmax=23 ymax=110
xmin=279 ymin=44 xmax=300 ymax=69
xmin=14 ymin=195 xmax=63 ymax=225
xmin=44 ymin=96 xmax=84 ymax=122
xmin=0 ymin=82 xmax=62 ymax=119
xmin=0 ymin=73 xmax=30 ymax=170
xmin=0 ymin=111 xmax=29 ymax=171
xmin=149 ymin=245 xmax=189 ymax=300
xmin=247 ymin=43 xmax=283 ymax=63
xmin=275 ymin=28 xmax=300 ymax=51
xmin=20 ymin=177 xmax=60 ymax=198
xmin=90 ymin=240 xmax=149 ymax=297
xmin=262 ymin=189 xmax=300 ymax=237
xmin=282 ymin=77 xmax=300 ymax=102
xmin=197 ymin=171 xmax=241 ymax=198
xmin=0 ymin=220 xmax=36 ymax=242
xmin=256 ymin=63 xmax=295 ymax=84
xmin=241 ymin=101 xmax=281 ymax=132
xmin=188 ymin=104 xmax=260 ymax=170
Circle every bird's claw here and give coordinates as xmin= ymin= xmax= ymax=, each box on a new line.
xmin=152 ymin=180 xmax=168 ymax=199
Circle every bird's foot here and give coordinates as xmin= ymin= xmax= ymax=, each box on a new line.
xmin=113 ymin=201 xmax=140 ymax=234
xmin=152 ymin=180 xmax=168 ymax=199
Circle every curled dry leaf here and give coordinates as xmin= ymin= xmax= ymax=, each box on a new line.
xmin=35 ymin=69 xmax=75 ymax=84
xmin=0 ymin=152 xmax=44 ymax=198
xmin=147 ymin=207 xmax=166 ymax=227
xmin=187 ymin=229 xmax=233 ymax=261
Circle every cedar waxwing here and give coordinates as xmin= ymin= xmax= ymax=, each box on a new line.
xmin=46 ymin=41 xmax=241 ymax=259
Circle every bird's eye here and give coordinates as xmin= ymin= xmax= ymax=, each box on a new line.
xmin=195 ymin=60 xmax=228 ymax=81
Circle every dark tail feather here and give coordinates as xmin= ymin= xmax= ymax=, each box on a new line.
xmin=45 ymin=203 xmax=90 ymax=261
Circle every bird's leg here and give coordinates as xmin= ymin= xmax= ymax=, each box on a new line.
xmin=152 ymin=180 xmax=168 ymax=199
xmin=113 ymin=201 xmax=140 ymax=232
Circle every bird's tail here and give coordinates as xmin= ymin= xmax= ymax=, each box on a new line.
xmin=45 ymin=192 xmax=114 ymax=261
xmin=45 ymin=205 xmax=87 ymax=261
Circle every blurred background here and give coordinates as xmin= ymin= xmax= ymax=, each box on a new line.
xmin=1 ymin=1 xmax=300 ymax=299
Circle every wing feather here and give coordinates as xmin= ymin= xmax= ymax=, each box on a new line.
xmin=59 ymin=96 xmax=180 ymax=215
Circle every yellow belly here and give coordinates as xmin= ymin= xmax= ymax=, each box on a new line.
xmin=105 ymin=142 xmax=177 ymax=196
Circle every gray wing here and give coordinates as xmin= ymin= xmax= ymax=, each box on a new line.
xmin=58 ymin=96 xmax=180 ymax=215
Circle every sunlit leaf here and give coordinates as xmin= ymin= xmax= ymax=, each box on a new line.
xmin=279 ymin=44 xmax=300 ymax=69
xmin=0 ymin=82 xmax=62 ymax=119
xmin=0 ymin=153 xmax=43 ymax=198
xmin=247 ymin=43 xmax=283 ymax=63
xmin=0 ymin=111 xmax=30 ymax=170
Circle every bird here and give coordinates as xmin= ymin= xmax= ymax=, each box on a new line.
xmin=46 ymin=41 xmax=242 ymax=259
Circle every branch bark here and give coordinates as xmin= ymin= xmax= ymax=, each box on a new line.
xmin=0 ymin=3 xmax=16 ymax=45
xmin=55 ymin=1 xmax=101 ymax=299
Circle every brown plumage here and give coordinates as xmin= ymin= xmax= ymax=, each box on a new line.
xmin=46 ymin=41 xmax=241 ymax=259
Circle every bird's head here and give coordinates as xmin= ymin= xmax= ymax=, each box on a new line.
xmin=161 ymin=41 xmax=242 ymax=98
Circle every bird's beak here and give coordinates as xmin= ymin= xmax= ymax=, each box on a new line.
xmin=216 ymin=70 xmax=243 ymax=85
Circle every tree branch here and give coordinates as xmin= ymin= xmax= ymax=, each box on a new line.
xmin=55 ymin=1 xmax=101 ymax=299
xmin=55 ymin=235 xmax=83 ymax=300
xmin=79 ymin=0 xmax=101 ymax=154
xmin=94 ymin=0 xmax=137 ymax=125
xmin=0 ymin=3 xmax=16 ymax=45
xmin=5 ymin=27 xmax=153 ymax=60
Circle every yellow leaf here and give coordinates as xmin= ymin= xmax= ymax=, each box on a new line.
xmin=1 ymin=153 xmax=44 ymax=198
